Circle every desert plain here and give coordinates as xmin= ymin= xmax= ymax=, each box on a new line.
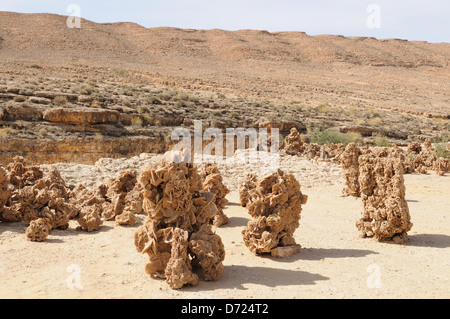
xmin=0 ymin=12 xmax=449 ymax=299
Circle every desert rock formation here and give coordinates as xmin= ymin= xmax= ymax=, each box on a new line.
xmin=340 ymin=143 xmax=362 ymax=197
xmin=241 ymin=169 xmax=308 ymax=257
xmin=356 ymin=153 xmax=413 ymax=243
xmin=199 ymin=163 xmax=230 ymax=227
xmin=0 ymin=156 xmax=78 ymax=241
xmin=134 ymin=152 xmax=225 ymax=289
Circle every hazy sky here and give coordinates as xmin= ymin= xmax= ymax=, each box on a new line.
xmin=1 ymin=0 xmax=448 ymax=42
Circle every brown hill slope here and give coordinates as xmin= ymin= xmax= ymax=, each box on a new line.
xmin=0 ymin=11 xmax=449 ymax=118
xmin=1 ymin=12 xmax=449 ymax=66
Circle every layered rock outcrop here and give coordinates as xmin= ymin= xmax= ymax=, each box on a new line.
xmin=42 ymin=107 xmax=120 ymax=125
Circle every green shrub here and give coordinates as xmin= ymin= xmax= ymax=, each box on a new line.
xmin=310 ymin=129 xmax=356 ymax=145
xmin=131 ymin=117 xmax=143 ymax=127
xmin=373 ymin=134 xmax=391 ymax=147
xmin=435 ymin=143 xmax=450 ymax=159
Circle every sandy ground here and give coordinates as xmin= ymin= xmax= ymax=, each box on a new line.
xmin=0 ymin=154 xmax=449 ymax=299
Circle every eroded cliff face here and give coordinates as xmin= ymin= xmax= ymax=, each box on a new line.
xmin=0 ymin=136 xmax=169 ymax=165
xmin=0 ymin=87 xmax=176 ymax=165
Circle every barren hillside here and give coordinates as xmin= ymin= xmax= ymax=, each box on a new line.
xmin=0 ymin=11 xmax=449 ymax=164
xmin=1 ymin=12 xmax=449 ymax=114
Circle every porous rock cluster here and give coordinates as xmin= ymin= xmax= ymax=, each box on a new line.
xmin=282 ymin=128 xmax=345 ymax=162
xmin=341 ymin=140 xmax=449 ymax=199
xmin=71 ymin=169 xmax=143 ymax=230
xmin=340 ymin=143 xmax=362 ymax=197
xmin=0 ymin=156 xmax=144 ymax=241
xmin=283 ymin=128 xmax=307 ymax=156
xmin=199 ymin=163 xmax=230 ymax=227
xmin=238 ymin=173 xmax=257 ymax=208
xmin=0 ymin=156 xmax=79 ymax=241
xmin=240 ymin=169 xmax=308 ymax=257
xmin=405 ymin=139 xmax=449 ymax=176
xmin=134 ymin=152 xmax=225 ymax=289
xmin=356 ymin=153 xmax=413 ymax=243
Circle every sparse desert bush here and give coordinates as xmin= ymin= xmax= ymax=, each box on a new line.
xmin=310 ymin=129 xmax=356 ymax=146
xmin=373 ymin=133 xmax=391 ymax=147
xmin=143 ymin=114 xmax=155 ymax=125
xmin=137 ymin=105 xmax=150 ymax=114
xmin=147 ymin=96 xmax=161 ymax=105
xmin=14 ymin=120 xmax=31 ymax=129
xmin=53 ymin=95 xmax=68 ymax=106
xmin=433 ymin=135 xmax=450 ymax=144
xmin=174 ymin=100 xmax=185 ymax=108
xmin=94 ymin=132 xmax=103 ymax=140
xmin=348 ymin=132 xmax=363 ymax=144
xmin=37 ymin=127 xmax=48 ymax=138
xmin=173 ymin=92 xmax=190 ymax=102
xmin=156 ymin=92 xmax=173 ymax=101
xmin=435 ymin=143 xmax=450 ymax=159
xmin=354 ymin=118 xmax=366 ymax=126
xmin=114 ymin=69 xmax=127 ymax=75
xmin=316 ymin=103 xmax=331 ymax=113
xmin=131 ymin=117 xmax=143 ymax=127
xmin=121 ymin=87 xmax=134 ymax=96
xmin=0 ymin=126 xmax=15 ymax=138
xmin=80 ymin=85 xmax=94 ymax=95
xmin=367 ymin=117 xmax=383 ymax=126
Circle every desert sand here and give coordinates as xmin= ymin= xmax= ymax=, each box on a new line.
xmin=0 ymin=153 xmax=448 ymax=299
